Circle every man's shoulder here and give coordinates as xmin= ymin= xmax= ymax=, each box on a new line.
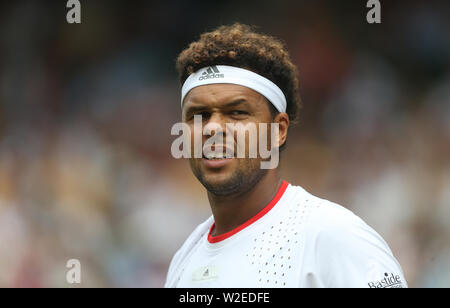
xmin=165 ymin=215 xmax=213 ymax=287
xmin=289 ymin=184 xmax=395 ymax=262
xmin=173 ymin=215 xmax=213 ymax=257
xmin=288 ymin=184 xmax=378 ymax=243
xmin=288 ymin=184 xmax=407 ymax=287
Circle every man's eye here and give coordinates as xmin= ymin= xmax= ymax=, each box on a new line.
xmin=199 ymin=111 xmax=211 ymax=118
xmin=188 ymin=112 xmax=210 ymax=120
xmin=230 ymin=110 xmax=248 ymax=116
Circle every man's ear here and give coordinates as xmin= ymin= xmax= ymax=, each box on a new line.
xmin=274 ymin=112 xmax=289 ymax=148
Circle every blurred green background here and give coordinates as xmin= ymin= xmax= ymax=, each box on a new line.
xmin=0 ymin=0 xmax=449 ymax=287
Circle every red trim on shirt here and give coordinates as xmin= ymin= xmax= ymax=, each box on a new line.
xmin=207 ymin=180 xmax=289 ymax=244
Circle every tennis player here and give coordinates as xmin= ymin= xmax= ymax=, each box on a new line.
xmin=165 ymin=23 xmax=407 ymax=288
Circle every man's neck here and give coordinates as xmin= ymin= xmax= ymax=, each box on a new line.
xmin=207 ymin=170 xmax=282 ymax=237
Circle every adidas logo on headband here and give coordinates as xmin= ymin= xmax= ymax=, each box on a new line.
xmin=181 ymin=65 xmax=287 ymax=113
xmin=198 ymin=66 xmax=225 ymax=80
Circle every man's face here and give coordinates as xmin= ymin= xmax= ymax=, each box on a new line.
xmin=182 ymin=84 xmax=276 ymax=195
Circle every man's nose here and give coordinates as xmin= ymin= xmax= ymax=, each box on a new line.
xmin=204 ymin=113 xmax=226 ymax=136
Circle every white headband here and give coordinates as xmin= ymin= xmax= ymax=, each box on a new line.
xmin=181 ymin=65 xmax=287 ymax=113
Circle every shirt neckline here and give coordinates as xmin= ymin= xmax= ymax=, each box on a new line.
xmin=207 ymin=180 xmax=289 ymax=244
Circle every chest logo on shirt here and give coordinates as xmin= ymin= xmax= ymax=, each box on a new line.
xmin=192 ymin=266 xmax=219 ymax=282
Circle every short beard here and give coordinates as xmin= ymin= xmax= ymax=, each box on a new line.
xmin=192 ymin=160 xmax=267 ymax=197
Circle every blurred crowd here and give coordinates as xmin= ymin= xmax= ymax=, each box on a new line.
xmin=0 ymin=0 xmax=449 ymax=287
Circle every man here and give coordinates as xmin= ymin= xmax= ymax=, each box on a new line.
xmin=165 ymin=23 xmax=407 ymax=288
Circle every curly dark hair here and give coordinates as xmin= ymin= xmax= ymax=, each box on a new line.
xmin=176 ymin=23 xmax=301 ymax=125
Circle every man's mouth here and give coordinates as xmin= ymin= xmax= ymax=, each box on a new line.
xmin=203 ymin=152 xmax=233 ymax=160
xmin=202 ymin=145 xmax=235 ymax=160
xmin=202 ymin=146 xmax=234 ymax=168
